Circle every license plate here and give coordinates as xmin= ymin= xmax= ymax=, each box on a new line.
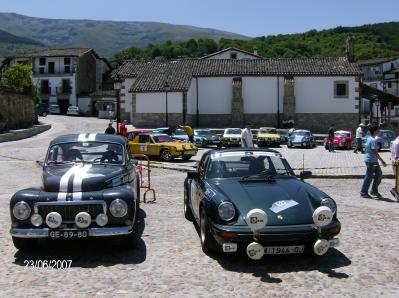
xmin=49 ymin=230 xmax=89 ymax=239
xmin=184 ymin=150 xmax=195 ymax=155
xmin=264 ymin=245 xmax=304 ymax=255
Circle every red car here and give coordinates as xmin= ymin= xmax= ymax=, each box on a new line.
xmin=324 ymin=130 xmax=354 ymax=150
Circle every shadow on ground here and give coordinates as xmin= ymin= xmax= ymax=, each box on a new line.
xmin=13 ymin=209 xmax=147 ymax=268
xmin=209 ymin=248 xmax=351 ymax=283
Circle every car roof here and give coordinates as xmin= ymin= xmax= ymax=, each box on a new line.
xmin=50 ymin=133 xmax=128 ymax=146
xmin=293 ymin=129 xmax=310 ymax=133
xmin=207 ymin=147 xmax=280 ymax=157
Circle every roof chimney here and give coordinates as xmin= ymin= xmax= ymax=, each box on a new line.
xmin=346 ymin=36 xmax=355 ymax=62
xmin=253 ymin=47 xmax=258 ymax=56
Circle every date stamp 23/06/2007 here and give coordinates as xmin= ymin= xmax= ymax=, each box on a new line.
xmin=24 ymin=260 xmax=72 ymax=269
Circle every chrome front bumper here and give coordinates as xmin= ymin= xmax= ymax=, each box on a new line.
xmin=10 ymin=226 xmax=133 ymax=239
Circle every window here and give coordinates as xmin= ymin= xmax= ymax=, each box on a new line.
xmin=230 ymin=53 xmax=237 ymax=59
xmin=48 ymin=62 xmax=55 ymax=74
xmin=39 ymin=67 xmax=45 ymax=74
xmin=64 ymin=65 xmax=71 ymax=73
xmin=39 ymin=58 xmax=46 ymax=65
xmin=388 ymin=82 xmax=392 ymax=88
xmin=334 ymin=81 xmax=349 ymax=98
xmin=139 ymin=135 xmax=150 ymax=143
xmin=64 ymin=57 xmax=71 ymax=65
xmin=40 ymin=80 xmax=49 ymax=94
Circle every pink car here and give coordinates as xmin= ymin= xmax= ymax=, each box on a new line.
xmin=324 ymin=130 xmax=354 ymax=150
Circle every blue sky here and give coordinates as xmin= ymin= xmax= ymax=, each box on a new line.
xmin=1 ymin=0 xmax=398 ymax=37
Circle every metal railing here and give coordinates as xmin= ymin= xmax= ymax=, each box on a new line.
xmin=133 ymin=154 xmax=156 ymax=203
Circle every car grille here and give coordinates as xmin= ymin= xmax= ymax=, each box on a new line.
xmin=38 ymin=204 xmax=104 ymax=222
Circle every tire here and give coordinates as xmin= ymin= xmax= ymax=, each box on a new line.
xmin=217 ymin=143 xmax=222 ymax=149
xmin=12 ymin=237 xmax=37 ymax=251
xmin=160 ymin=149 xmax=173 ymax=162
xmin=182 ymin=155 xmax=192 ymax=161
xmin=184 ymin=185 xmax=194 ymax=221
xmin=325 ymin=146 xmax=329 ymax=150
xmin=200 ymin=208 xmax=218 ymax=254
xmin=117 ymin=211 xmax=139 ymax=249
xmin=42 ymin=112 xmax=47 ymax=117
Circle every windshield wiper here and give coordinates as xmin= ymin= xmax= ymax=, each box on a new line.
xmin=241 ymin=170 xmax=277 ymax=181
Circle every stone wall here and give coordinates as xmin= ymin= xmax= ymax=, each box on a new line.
xmin=0 ymin=89 xmax=36 ymax=133
xmin=134 ymin=113 xmax=183 ymax=128
xmin=296 ymin=113 xmax=358 ymax=133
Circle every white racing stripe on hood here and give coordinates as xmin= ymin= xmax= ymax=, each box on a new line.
xmin=72 ymin=164 xmax=92 ymax=200
xmin=77 ymin=133 xmax=97 ymax=142
xmin=78 ymin=133 xmax=88 ymax=142
xmin=88 ymin=133 xmax=97 ymax=141
xmin=57 ymin=164 xmax=83 ymax=201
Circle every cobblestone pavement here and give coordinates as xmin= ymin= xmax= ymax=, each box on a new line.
xmin=0 ymin=116 xmax=398 ymax=297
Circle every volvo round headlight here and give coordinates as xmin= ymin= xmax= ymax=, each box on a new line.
xmin=218 ymin=201 xmax=236 ymax=221
xmin=320 ymin=198 xmax=337 ymax=215
xmin=13 ymin=201 xmax=31 ymax=220
xmin=30 ymin=214 xmax=43 ymax=227
xmin=109 ymin=199 xmax=128 ymax=218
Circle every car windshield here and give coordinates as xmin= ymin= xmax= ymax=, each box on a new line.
xmin=206 ymin=151 xmax=294 ymax=179
xmin=195 ymin=130 xmax=213 ymax=136
xmin=293 ymin=131 xmax=310 ymax=136
xmin=380 ymin=131 xmax=395 ymax=139
xmin=152 ymin=135 xmax=175 ymax=143
xmin=260 ymin=128 xmax=277 ymax=134
xmin=335 ymin=132 xmax=350 ymax=137
xmin=226 ymin=129 xmax=241 ymax=134
xmin=46 ymin=142 xmax=124 ymax=165
xmin=174 ymin=129 xmax=187 ymax=136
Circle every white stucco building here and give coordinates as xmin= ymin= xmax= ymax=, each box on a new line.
xmin=113 ymin=56 xmax=361 ymax=132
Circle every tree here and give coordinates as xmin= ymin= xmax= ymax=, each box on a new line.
xmin=3 ymin=63 xmax=34 ymax=94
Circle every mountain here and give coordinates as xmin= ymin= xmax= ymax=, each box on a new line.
xmin=115 ymin=21 xmax=399 ymax=61
xmin=0 ymin=28 xmax=45 ymax=58
xmin=0 ymin=13 xmax=248 ymax=57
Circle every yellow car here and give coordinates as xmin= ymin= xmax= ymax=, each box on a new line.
xmin=129 ymin=132 xmax=198 ymax=162
xmin=257 ymin=127 xmax=281 ymax=147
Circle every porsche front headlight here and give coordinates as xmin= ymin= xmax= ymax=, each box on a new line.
xmin=218 ymin=201 xmax=236 ymax=221
xmin=320 ymin=198 xmax=337 ymax=215
xmin=13 ymin=201 xmax=31 ymax=220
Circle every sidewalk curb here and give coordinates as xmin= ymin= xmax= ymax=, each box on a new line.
xmin=0 ymin=123 xmax=51 ymax=143
xmin=150 ymin=163 xmax=395 ymax=179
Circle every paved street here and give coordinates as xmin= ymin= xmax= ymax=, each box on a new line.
xmin=0 ymin=115 xmax=398 ymax=297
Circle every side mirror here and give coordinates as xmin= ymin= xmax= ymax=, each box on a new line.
xmin=187 ymin=171 xmax=200 ymax=179
xmin=299 ymin=171 xmax=312 ymax=180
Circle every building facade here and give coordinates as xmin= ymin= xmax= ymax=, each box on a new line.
xmin=113 ymin=58 xmax=361 ymax=132
xmin=0 ymin=48 xmax=110 ymax=115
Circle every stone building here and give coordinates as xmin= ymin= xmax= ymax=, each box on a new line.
xmin=112 ymin=56 xmax=361 ymax=132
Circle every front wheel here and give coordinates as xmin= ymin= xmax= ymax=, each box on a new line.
xmin=184 ymin=186 xmax=194 ymax=221
xmin=12 ymin=237 xmax=38 ymax=251
xmin=160 ymin=149 xmax=173 ymax=162
xmin=200 ymin=208 xmax=218 ymax=254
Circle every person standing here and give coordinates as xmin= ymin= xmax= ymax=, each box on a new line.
xmin=390 ymin=133 xmax=399 ymax=172
xmin=104 ymin=122 xmax=116 ymax=134
xmin=328 ymin=124 xmax=335 ymax=152
xmin=180 ymin=123 xmax=194 ymax=143
xmin=354 ymin=123 xmax=365 ymax=153
xmin=360 ymin=126 xmax=387 ymax=198
xmin=119 ymin=120 xmax=128 ymax=138
xmin=241 ymin=123 xmax=254 ymax=148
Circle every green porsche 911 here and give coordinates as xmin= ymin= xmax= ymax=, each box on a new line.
xmin=184 ymin=148 xmax=340 ymax=260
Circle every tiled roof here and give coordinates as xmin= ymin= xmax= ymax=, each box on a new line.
xmin=112 ymin=58 xmax=361 ymax=93
xmin=15 ymin=48 xmax=95 ymax=58
xmin=357 ymin=56 xmax=399 ymax=67
xmin=200 ymin=47 xmax=263 ymax=59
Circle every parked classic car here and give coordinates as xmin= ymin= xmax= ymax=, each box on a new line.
xmin=67 ymin=106 xmax=80 ymax=116
xmin=287 ymin=130 xmax=315 ymax=148
xmin=184 ymin=148 xmax=340 ymax=259
xmin=156 ymin=128 xmax=202 ymax=146
xmin=49 ymin=104 xmax=60 ymax=114
xmin=324 ymin=130 xmax=354 ymax=150
xmin=362 ymin=129 xmax=395 ymax=151
xmin=10 ymin=133 xmax=140 ymax=251
xmin=222 ymin=128 xmax=242 ymax=147
xmin=194 ymin=129 xmax=223 ymax=148
xmin=257 ymin=127 xmax=281 ymax=147
xmin=129 ymin=132 xmax=198 ymax=161
xmin=36 ymin=103 xmax=49 ymax=117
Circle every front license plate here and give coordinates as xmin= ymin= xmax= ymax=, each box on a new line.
xmin=264 ymin=245 xmax=304 ymax=255
xmin=49 ymin=230 xmax=89 ymax=239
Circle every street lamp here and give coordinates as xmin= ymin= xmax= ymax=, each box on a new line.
xmin=114 ymin=74 xmax=123 ymax=134
xmin=164 ymin=81 xmax=170 ymax=127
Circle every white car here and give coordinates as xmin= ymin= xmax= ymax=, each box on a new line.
xmin=49 ymin=104 xmax=60 ymax=114
xmin=67 ymin=106 xmax=80 ymax=116
xmin=222 ymin=128 xmax=242 ymax=147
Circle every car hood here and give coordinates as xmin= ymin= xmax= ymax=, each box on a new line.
xmin=43 ymin=164 xmax=125 ymax=193
xmin=257 ymin=133 xmax=280 ymax=138
xmin=209 ymin=178 xmax=318 ymax=226
xmin=223 ymin=134 xmax=241 ymax=138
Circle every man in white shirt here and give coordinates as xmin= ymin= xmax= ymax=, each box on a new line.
xmin=354 ymin=123 xmax=365 ymax=153
xmin=241 ymin=123 xmax=254 ymax=147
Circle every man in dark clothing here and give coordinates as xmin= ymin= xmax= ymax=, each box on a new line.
xmin=328 ymin=124 xmax=335 ymax=152
xmin=105 ymin=122 xmax=116 ymax=135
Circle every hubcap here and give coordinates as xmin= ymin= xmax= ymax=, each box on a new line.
xmin=163 ymin=150 xmax=171 ymax=160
